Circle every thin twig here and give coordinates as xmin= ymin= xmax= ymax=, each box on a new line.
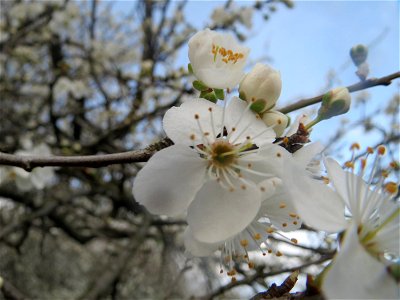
xmin=0 ymin=138 xmax=172 ymax=171
xmin=278 ymin=71 xmax=400 ymax=114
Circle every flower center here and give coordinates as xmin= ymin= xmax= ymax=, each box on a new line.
xmin=210 ymin=140 xmax=237 ymax=168
xmin=212 ymin=44 xmax=244 ymax=64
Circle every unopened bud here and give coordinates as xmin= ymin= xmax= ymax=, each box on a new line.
xmin=318 ymin=87 xmax=351 ymax=121
xmin=239 ymin=63 xmax=282 ymax=113
xmin=262 ymin=110 xmax=289 ymax=137
xmin=350 ymin=44 xmax=368 ymax=67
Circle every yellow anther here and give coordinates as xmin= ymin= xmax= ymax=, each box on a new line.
xmin=247 ymin=163 xmax=252 ymax=168
xmin=282 ymin=223 xmax=288 ymax=227
xmin=241 ymin=184 xmax=246 ymax=190
xmin=267 ymin=249 xmax=273 ymax=254
xmin=227 ymin=269 xmax=236 ymax=276
xmin=360 ymin=159 xmax=366 ymax=170
xmin=381 ymin=170 xmax=390 ymax=178
xmin=276 ymin=251 xmax=283 ymax=257
xmin=289 ymin=213 xmax=297 ymax=218
xmin=322 ymin=176 xmax=330 ymax=184
xmin=390 ymin=161 xmax=400 ymax=170
xmin=240 ymin=239 xmax=249 ymax=247
xmin=248 ymin=261 xmax=255 ymax=269
xmin=351 ymin=143 xmax=360 ymax=150
xmin=190 ymin=134 xmax=196 ymax=140
xmin=254 ymin=233 xmax=261 ymax=240
xmin=279 ymin=203 xmax=286 ymax=209
xmin=231 ymin=277 xmax=237 ymax=283
xmin=293 ymin=221 xmax=298 ymax=225
xmin=367 ymin=147 xmax=374 ymax=154
xmin=385 ymin=182 xmax=398 ymax=195
xmin=204 ymin=132 xmax=210 ymax=136
xmin=208 ymin=107 xmax=213 ymax=112
xmin=291 ymin=238 xmax=298 ymax=244
xmin=378 ymin=145 xmax=386 ymax=156
xmin=283 ymin=137 xmax=289 ymax=145
xmin=345 ymin=161 xmax=355 ymax=169
xmin=276 ymin=152 xmax=282 ymax=158
xmin=194 ymin=114 xmax=200 ymax=119
xmin=265 ymin=227 xmax=274 ymax=234
xmin=260 ymin=186 xmax=266 ymax=192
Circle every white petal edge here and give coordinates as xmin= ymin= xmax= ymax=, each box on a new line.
xmin=133 ymin=145 xmax=207 ymax=216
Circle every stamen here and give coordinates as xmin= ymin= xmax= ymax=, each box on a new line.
xmin=378 ymin=145 xmax=386 ymax=156
xmin=385 ymin=182 xmax=398 ymax=195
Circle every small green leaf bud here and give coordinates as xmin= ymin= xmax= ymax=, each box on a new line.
xmin=350 ymin=44 xmax=368 ymax=67
xmin=239 ymin=63 xmax=282 ymax=113
xmin=318 ymin=87 xmax=351 ymax=121
xmin=261 ymin=110 xmax=290 ymax=137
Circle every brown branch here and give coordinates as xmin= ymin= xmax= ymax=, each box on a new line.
xmin=278 ymin=71 xmax=400 ymax=114
xmin=0 ymin=138 xmax=172 ymax=171
xmin=207 ymin=254 xmax=333 ymax=300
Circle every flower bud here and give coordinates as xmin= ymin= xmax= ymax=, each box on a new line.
xmin=239 ymin=63 xmax=282 ymax=113
xmin=318 ymin=87 xmax=351 ymax=121
xmin=350 ymin=44 xmax=368 ymax=67
xmin=261 ymin=110 xmax=289 ymax=137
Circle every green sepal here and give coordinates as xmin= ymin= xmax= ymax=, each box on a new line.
xmin=238 ymin=90 xmax=246 ymax=101
xmin=214 ymin=89 xmax=225 ymax=100
xmin=319 ymin=99 xmax=347 ymax=120
xmin=193 ymin=80 xmax=209 ymax=92
xmin=285 ymin=114 xmax=291 ymax=128
xmin=250 ymin=99 xmax=266 ymax=113
xmin=200 ymin=91 xmax=217 ymax=103
xmin=388 ymin=264 xmax=400 ymax=282
xmin=188 ymin=63 xmax=194 ymax=74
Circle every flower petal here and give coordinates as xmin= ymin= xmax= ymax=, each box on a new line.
xmin=187 ymin=179 xmax=261 ymax=243
xmin=325 ymin=157 xmax=370 ymax=220
xmin=184 ymin=228 xmax=219 ymax=257
xmin=293 ymin=142 xmax=324 ymax=168
xmin=323 ymin=224 xmax=399 ymax=299
xmin=283 ymin=161 xmax=347 ymax=232
xmin=260 ymin=181 xmax=302 ymax=231
xmin=163 ymin=98 xmax=222 ymax=146
xmin=133 ymin=145 xmax=207 ymax=216
xmin=225 ymin=97 xmax=275 ymax=146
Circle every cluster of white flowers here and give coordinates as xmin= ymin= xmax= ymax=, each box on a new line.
xmin=133 ymin=29 xmax=348 ymax=282
xmin=132 ymin=28 xmax=399 ymax=295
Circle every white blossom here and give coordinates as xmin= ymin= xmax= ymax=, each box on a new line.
xmin=188 ymin=29 xmax=249 ymax=89
xmin=133 ymin=97 xmax=282 ymax=244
